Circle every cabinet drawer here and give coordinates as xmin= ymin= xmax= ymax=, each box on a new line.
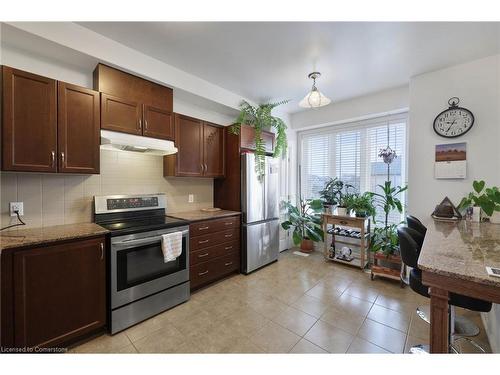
xmin=216 ymin=252 xmax=240 ymax=275
xmin=190 ymin=252 xmax=240 ymax=289
xmin=190 ymin=240 xmax=240 ymax=266
xmin=190 ymin=216 xmax=240 ymax=237
xmin=190 ymin=228 xmax=240 ymax=251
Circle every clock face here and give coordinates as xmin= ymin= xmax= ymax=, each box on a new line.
xmin=433 ymin=107 xmax=474 ymax=138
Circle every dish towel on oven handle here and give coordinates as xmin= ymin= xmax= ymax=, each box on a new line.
xmin=161 ymin=232 xmax=183 ymax=263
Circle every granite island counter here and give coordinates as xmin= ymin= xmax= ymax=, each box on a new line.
xmin=418 ymin=219 xmax=500 ymax=353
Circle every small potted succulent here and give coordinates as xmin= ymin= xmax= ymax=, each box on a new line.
xmin=457 ymin=180 xmax=500 ymax=223
xmin=346 ymin=192 xmax=376 ymax=220
xmin=281 ymin=199 xmax=324 ymax=253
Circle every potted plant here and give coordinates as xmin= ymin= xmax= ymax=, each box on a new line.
xmin=346 ymin=192 xmax=376 ymax=220
xmin=319 ymin=178 xmax=355 ymax=216
xmin=369 ymin=146 xmax=407 ymax=283
xmin=281 ymin=199 xmax=324 ymax=253
xmin=457 ymin=180 xmax=500 ymax=223
xmin=230 ymin=100 xmax=289 ymax=178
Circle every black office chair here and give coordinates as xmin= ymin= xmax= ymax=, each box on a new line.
xmin=406 ymin=215 xmax=427 ymax=237
xmin=398 ymin=225 xmax=492 ymax=353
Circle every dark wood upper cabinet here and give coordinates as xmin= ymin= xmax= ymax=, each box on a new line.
xmin=94 ymin=64 xmax=174 ymax=140
xmin=13 ymin=237 xmax=106 ymax=348
xmin=101 ymin=93 xmax=142 ymax=135
xmin=240 ymin=124 xmax=275 ymax=153
xmin=203 ymin=122 xmax=225 ymax=177
xmin=143 ymin=105 xmax=174 ymax=140
xmin=2 ymin=66 xmax=57 ymax=172
xmin=58 ymin=82 xmax=100 ymax=174
xmin=165 ymin=114 xmax=204 ymax=177
xmin=164 ymin=115 xmax=225 ymax=178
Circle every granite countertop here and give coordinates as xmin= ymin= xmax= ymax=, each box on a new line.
xmin=168 ymin=209 xmax=241 ymax=222
xmin=418 ymin=219 xmax=500 ymax=287
xmin=0 ymin=223 xmax=109 ymax=251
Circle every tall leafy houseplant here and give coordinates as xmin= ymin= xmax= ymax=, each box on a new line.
xmin=230 ymin=100 xmax=289 ymax=177
xmin=281 ymin=199 xmax=324 ymax=252
xmin=370 ymin=146 xmax=407 ymax=256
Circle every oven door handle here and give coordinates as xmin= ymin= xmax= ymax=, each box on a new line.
xmin=113 ymin=230 xmax=189 ymax=250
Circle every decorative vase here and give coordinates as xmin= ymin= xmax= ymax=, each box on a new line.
xmin=336 ymin=207 xmax=347 ymax=216
xmin=471 ymin=206 xmax=481 ymax=223
xmin=490 ymin=211 xmax=500 ymax=224
xmin=300 ymin=239 xmax=314 ymax=253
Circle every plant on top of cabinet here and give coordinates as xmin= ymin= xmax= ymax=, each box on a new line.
xmin=319 ymin=177 xmax=356 ymax=215
xmin=229 ymin=100 xmax=288 ymax=177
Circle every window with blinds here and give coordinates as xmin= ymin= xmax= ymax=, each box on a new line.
xmin=299 ymin=114 xmax=408 ymax=225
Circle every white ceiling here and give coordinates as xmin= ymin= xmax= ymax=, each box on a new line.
xmin=78 ymin=22 xmax=500 ymax=113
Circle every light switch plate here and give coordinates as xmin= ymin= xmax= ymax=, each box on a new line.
xmin=10 ymin=202 xmax=24 ymax=217
xmin=188 ymin=194 xmax=194 ymax=203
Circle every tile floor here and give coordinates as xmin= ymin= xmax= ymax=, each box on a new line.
xmin=71 ymin=249 xmax=492 ymax=354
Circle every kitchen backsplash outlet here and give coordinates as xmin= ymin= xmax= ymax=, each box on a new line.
xmin=0 ymin=149 xmax=214 ymax=229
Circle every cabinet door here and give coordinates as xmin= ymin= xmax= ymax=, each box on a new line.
xmin=203 ymin=122 xmax=225 ymax=178
xmin=58 ymin=82 xmax=100 ymax=174
xmin=174 ymin=114 xmax=204 ymax=177
xmin=2 ymin=66 xmax=57 ymax=172
xmin=240 ymin=124 xmax=275 ymax=153
xmin=101 ymin=93 xmax=142 ymax=135
xmin=143 ymin=105 xmax=174 ymax=140
xmin=13 ymin=237 xmax=106 ymax=348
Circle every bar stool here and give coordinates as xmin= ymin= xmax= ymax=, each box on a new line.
xmin=398 ymin=225 xmax=492 ymax=353
xmin=405 ymin=215 xmax=482 ymax=337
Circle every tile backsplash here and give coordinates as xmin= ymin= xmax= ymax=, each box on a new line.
xmin=0 ymin=150 xmax=214 ymax=229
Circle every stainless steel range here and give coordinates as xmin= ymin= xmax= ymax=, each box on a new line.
xmin=94 ymin=193 xmax=190 ymax=334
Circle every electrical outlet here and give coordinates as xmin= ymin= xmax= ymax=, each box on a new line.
xmin=10 ymin=202 xmax=24 ymax=217
xmin=188 ymin=194 xmax=194 ymax=203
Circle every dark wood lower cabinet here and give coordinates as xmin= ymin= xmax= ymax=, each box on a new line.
xmin=6 ymin=236 xmax=106 ymax=348
xmin=189 ymin=215 xmax=241 ymax=290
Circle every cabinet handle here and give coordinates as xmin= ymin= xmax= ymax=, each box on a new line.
xmin=139 ymin=119 xmax=142 ymax=130
xmin=51 ymin=151 xmax=55 ymax=168
xmin=225 ymin=262 xmax=233 ymax=266
xmin=144 ymin=119 xmax=148 ymax=130
xmin=224 ymin=234 xmax=233 ymax=238
xmin=225 ymin=245 xmax=233 ymax=250
xmin=198 ymin=239 xmax=209 ymax=244
xmin=204 ymin=164 xmax=208 ymax=172
xmin=198 ymin=252 xmax=209 ymax=258
xmin=224 ymin=222 xmax=233 ymax=226
xmin=198 ymin=270 xmax=209 ymax=276
xmin=61 ymin=152 xmax=65 ymax=167
xmin=198 ymin=226 xmax=210 ymax=231
xmin=100 ymin=243 xmax=104 ymax=260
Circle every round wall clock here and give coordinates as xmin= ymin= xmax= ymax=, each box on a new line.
xmin=433 ymin=97 xmax=474 ymax=138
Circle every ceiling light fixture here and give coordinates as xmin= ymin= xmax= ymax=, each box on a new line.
xmin=299 ymin=72 xmax=331 ymax=109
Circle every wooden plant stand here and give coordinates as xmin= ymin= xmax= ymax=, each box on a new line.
xmin=322 ymin=213 xmax=370 ymax=270
xmin=371 ymin=252 xmax=405 ymax=287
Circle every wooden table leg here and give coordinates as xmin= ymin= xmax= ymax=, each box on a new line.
xmin=323 ymin=216 xmax=328 ymax=259
xmin=429 ymin=286 xmax=450 ymax=353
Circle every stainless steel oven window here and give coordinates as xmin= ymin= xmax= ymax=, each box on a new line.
xmin=110 ymin=226 xmax=189 ymax=309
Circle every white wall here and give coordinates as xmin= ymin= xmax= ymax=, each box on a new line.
xmin=408 ymin=54 xmax=500 ymax=219
xmin=290 ymin=85 xmax=409 ymax=130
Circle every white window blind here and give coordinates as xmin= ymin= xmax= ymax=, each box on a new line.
xmin=299 ymin=114 xmax=408 ymax=225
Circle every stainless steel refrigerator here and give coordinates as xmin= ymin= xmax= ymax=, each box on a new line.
xmin=241 ymin=153 xmax=280 ymax=274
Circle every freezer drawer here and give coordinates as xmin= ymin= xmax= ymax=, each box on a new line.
xmin=242 ymin=219 xmax=279 ymax=274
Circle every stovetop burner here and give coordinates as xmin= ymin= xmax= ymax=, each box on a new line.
xmin=93 ymin=194 xmax=189 ymax=236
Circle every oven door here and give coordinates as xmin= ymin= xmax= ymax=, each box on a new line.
xmin=110 ymin=226 xmax=189 ymax=309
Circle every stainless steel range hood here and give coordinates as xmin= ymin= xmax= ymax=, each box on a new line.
xmin=100 ymin=130 xmax=178 ymax=156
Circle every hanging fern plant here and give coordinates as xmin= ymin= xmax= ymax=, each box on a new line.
xmin=229 ymin=100 xmax=289 ymax=177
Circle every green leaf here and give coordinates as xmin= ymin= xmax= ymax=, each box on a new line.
xmin=292 ymin=229 xmax=302 ymax=245
xmin=473 ymin=180 xmax=485 ymax=194
xmin=281 ymin=221 xmax=292 ymax=230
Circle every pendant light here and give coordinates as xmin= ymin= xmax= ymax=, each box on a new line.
xmin=299 ymin=72 xmax=331 ymax=109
